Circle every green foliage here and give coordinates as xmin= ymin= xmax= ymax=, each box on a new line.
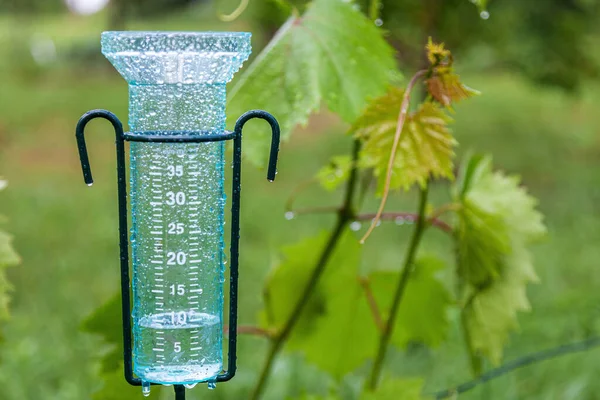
xmin=266 ymin=230 xmax=451 ymax=380
xmin=81 ymin=293 xmax=122 ymax=374
xmin=80 ymin=293 xmax=149 ymax=399
xmin=0 ymin=180 xmax=19 ymax=324
xmin=453 ymin=155 xmax=546 ymax=365
xmin=362 ymin=377 xmax=428 ymax=400
xmin=353 ymin=90 xmax=456 ymax=193
xmin=90 ymin=363 xmax=161 ymax=400
xmin=260 ymin=230 xmax=361 ymax=343
xmin=316 ymin=156 xmax=353 ymax=192
xmin=227 ymin=0 xmax=398 ymax=164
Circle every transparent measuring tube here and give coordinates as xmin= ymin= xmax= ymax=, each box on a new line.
xmin=129 ymin=84 xmax=227 ymax=385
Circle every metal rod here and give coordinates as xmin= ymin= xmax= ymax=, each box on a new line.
xmin=174 ymin=385 xmax=186 ymax=400
xmin=124 ymin=131 xmax=236 ymax=143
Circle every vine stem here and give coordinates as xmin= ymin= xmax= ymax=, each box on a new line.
xmin=249 ymin=140 xmax=361 ymax=400
xmin=360 ymin=70 xmax=428 ymax=244
xmin=369 ymin=0 xmax=381 ymax=21
xmin=219 ymin=0 xmax=250 ymax=21
xmin=366 ymin=183 xmax=430 ymax=390
xmin=356 ymin=212 xmax=452 ymax=233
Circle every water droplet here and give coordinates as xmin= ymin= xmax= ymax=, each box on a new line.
xmin=375 ymin=18 xmax=383 ymax=27
xmin=142 ymin=381 xmax=151 ymax=397
xmin=207 ymin=381 xmax=217 ymax=390
xmin=284 ymin=211 xmax=295 ymax=220
xmin=480 ymin=10 xmax=490 ymax=19
xmin=395 ymin=216 xmax=405 ymax=225
xmin=184 ymin=383 xmax=197 ymax=389
xmin=86 ymin=182 xmax=93 ymax=187
xmin=350 ymin=221 xmax=362 ymax=231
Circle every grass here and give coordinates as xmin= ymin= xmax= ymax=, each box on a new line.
xmin=1 ymin=8 xmax=600 ymax=400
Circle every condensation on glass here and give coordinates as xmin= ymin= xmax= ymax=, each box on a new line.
xmin=101 ymin=31 xmax=251 ymax=386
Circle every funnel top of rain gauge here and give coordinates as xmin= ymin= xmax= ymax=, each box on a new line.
xmin=101 ymin=31 xmax=252 ymax=85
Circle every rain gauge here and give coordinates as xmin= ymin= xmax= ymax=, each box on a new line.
xmin=75 ymin=31 xmax=281 ymax=399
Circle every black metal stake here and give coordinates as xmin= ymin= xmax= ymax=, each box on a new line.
xmin=76 ymin=109 xmax=281 ymax=399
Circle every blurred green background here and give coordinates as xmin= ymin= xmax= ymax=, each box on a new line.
xmin=1 ymin=0 xmax=600 ymax=399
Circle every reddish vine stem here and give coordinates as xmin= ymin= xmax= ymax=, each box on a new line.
xmin=224 ymin=325 xmax=274 ymax=339
xmin=359 ymin=278 xmax=384 ymax=332
xmin=356 ymin=212 xmax=452 ymax=233
xmin=360 ymin=69 xmax=428 ymax=244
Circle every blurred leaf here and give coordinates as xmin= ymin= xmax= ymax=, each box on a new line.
xmin=286 ymin=255 xmax=450 ymax=379
xmin=227 ymin=0 xmax=398 ymax=165
xmin=454 ymin=155 xmax=546 ymax=364
xmin=81 ymin=293 xmax=122 ymax=373
xmin=385 ymin=256 xmax=452 ymax=349
xmin=316 ymin=155 xmax=352 ymax=191
xmin=0 ymin=179 xmax=20 ymax=324
xmin=425 ymin=39 xmax=479 ymax=108
xmin=362 ymin=377 xmax=428 ymax=399
xmin=0 ymin=229 xmax=19 ymax=321
xmin=91 ymin=363 xmax=161 ymax=400
xmin=260 ymin=230 xmax=361 ymax=341
xmin=455 ymin=201 xmax=510 ymax=289
xmin=354 ymin=89 xmax=456 ymax=193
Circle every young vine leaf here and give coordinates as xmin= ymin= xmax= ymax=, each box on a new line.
xmin=362 ymin=377 xmax=427 ymax=400
xmin=227 ymin=0 xmax=398 ymax=165
xmin=454 ymin=155 xmax=546 ymax=365
xmin=425 ymin=38 xmax=480 ymax=108
xmin=353 ymin=90 xmax=456 ymax=194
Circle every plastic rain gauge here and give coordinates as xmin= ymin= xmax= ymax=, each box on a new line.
xmin=74 ymin=31 xmax=281 ymax=399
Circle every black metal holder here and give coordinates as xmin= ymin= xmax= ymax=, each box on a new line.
xmin=75 ymin=109 xmax=281 ymax=399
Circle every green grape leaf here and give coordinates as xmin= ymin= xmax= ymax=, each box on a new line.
xmin=454 ymin=155 xmax=546 ymax=364
xmin=455 ymin=201 xmax=510 ymax=289
xmin=260 ymin=230 xmax=361 ymax=342
xmin=362 ymin=377 xmax=428 ymax=400
xmin=354 ymin=89 xmax=456 ymax=193
xmin=424 ymin=39 xmax=479 ymax=108
xmin=81 ymin=293 xmax=122 ymax=373
xmin=227 ymin=0 xmax=398 ymax=165
xmin=316 ymin=155 xmax=352 ymax=191
xmin=385 ymin=256 xmax=452 ymax=349
xmin=286 ymin=255 xmax=450 ymax=379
